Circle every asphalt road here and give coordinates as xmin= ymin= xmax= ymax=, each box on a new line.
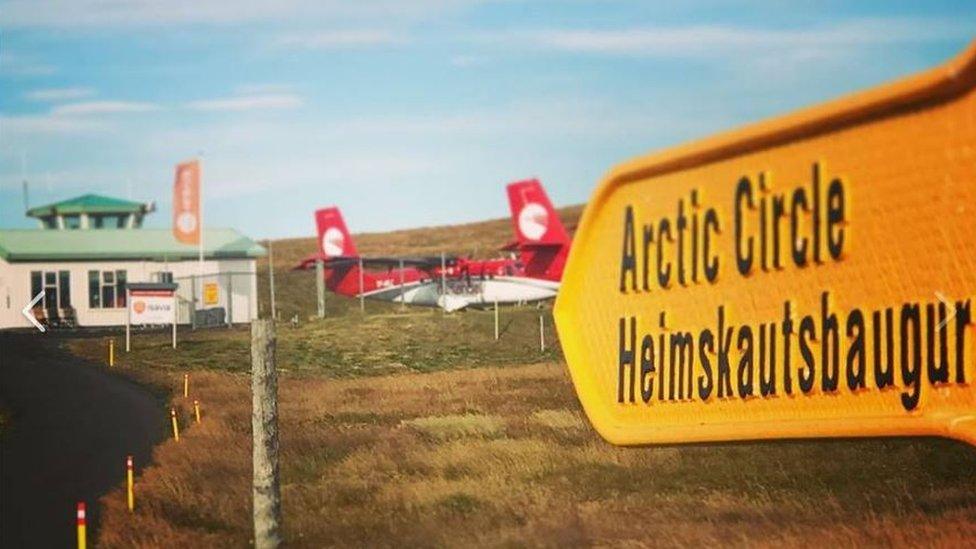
xmin=0 ymin=331 xmax=165 ymax=548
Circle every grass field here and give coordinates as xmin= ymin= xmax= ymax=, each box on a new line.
xmin=83 ymin=304 xmax=561 ymax=377
xmin=70 ymin=334 xmax=976 ymax=547
xmin=61 ymin=207 xmax=976 ymax=547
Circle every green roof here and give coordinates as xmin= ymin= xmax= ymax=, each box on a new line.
xmin=26 ymin=194 xmax=149 ymax=217
xmin=0 ymin=229 xmax=266 ymax=261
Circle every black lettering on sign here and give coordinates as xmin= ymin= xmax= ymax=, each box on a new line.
xmin=716 ymin=306 xmax=734 ymax=398
xmin=642 ymin=224 xmax=654 ymax=291
xmin=900 ymin=304 xmax=922 ymax=411
xmin=759 ymin=322 xmax=776 ymax=397
xmin=926 ymin=303 xmax=950 ymax=385
xmin=640 ymin=334 xmax=655 ymax=403
xmin=620 ymin=207 xmax=637 ymax=293
xmin=826 ymin=177 xmax=846 ymax=259
xmin=735 ymin=177 xmax=754 ymax=276
xmin=790 ymin=187 xmax=809 ymax=267
xmin=956 ymin=300 xmax=972 ymax=383
xmin=737 ymin=325 xmax=755 ymax=398
xmin=759 ymin=172 xmax=769 ymax=272
xmin=618 ymin=317 xmax=636 ymax=403
xmin=812 ymin=162 xmax=823 ymax=264
xmin=658 ymin=312 xmax=667 ymax=401
xmin=698 ymin=329 xmax=715 ymax=400
xmin=798 ymin=315 xmax=816 ymax=394
xmin=671 ymin=332 xmax=694 ymax=400
xmin=821 ymin=292 xmax=840 ymax=393
xmin=782 ymin=301 xmax=794 ymax=395
xmin=609 ymin=295 xmax=973 ymax=415
xmin=703 ymin=209 xmax=720 ymax=282
xmin=657 ymin=219 xmax=673 ymax=289
xmin=771 ymin=194 xmax=786 ymax=270
xmin=873 ymin=309 xmax=895 ymax=389
xmin=676 ymin=199 xmax=688 ymax=286
xmin=846 ymin=308 xmax=867 ymax=390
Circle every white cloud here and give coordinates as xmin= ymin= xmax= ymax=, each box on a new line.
xmin=274 ymin=30 xmax=404 ymax=50
xmin=481 ymin=17 xmax=973 ymax=58
xmin=234 ymin=83 xmax=295 ymax=95
xmin=0 ymin=0 xmax=481 ymax=27
xmin=51 ymin=101 xmax=161 ymax=115
xmin=0 ymin=114 xmax=109 ymax=135
xmin=449 ymin=54 xmax=485 ymax=68
xmin=185 ymin=94 xmax=304 ymax=112
xmin=25 ymin=87 xmax=96 ymax=101
xmin=0 ymin=52 xmax=57 ymax=76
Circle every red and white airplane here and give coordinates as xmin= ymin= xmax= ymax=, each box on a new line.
xmin=297 ymin=179 xmax=571 ymax=311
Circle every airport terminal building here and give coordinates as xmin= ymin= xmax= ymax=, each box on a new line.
xmin=0 ymin=194 xmax=265 ymax=330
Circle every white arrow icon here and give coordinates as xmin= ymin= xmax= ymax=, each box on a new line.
xmin=22 ymin=291 xmax=46 ymax=332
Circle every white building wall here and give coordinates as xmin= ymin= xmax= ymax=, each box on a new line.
xmin=0 ymin=257 xmax=258 ymax=329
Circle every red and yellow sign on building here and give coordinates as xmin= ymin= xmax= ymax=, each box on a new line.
xmin=555 ymin=42 xmax=976 ymax=447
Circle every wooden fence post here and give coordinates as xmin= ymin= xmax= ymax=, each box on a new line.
xmin=494 ymin=300 xmax=499 ymax=340
xmin=315 ymin=259 xmax=325 ymax=318
xmin=539 ymin=314 xmax=546 ymax=352
xmin=251 ymin=319 xmax=282 ymax=548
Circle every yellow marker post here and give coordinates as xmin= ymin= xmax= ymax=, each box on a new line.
xmin=170 ymin=408 xmax=180 ymax=442
xmin=76 ymin=502 xmax=86 ymax=549
xmin=183 ymin=373 xmax=189 ymax=398
xmin=108 ymin=338 xmax=115 ymax=367
xmin=193 ymin=400 xmax=201 ymax=423
xmin=126 ymin=455 xmax=134 ymax=511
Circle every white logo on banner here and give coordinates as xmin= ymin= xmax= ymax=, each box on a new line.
xmin=177 ymin=212 xmax=197 ymax=233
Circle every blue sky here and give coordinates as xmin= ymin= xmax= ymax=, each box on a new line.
xmin=1 ymin=1 xmax=974 ymax=239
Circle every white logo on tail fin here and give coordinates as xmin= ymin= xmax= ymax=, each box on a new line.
xmin=322 ymin=227 xmax=345 ymax=256
xmin=518 ymin=202 xmax=548 ymax=241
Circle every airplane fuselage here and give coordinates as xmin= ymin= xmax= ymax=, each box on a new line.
xmin=359 ymin=275 xmax=560 ymax=311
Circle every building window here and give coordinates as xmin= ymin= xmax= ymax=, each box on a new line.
xmin=59 ymin=271 xmax=71 ymax=308
xmin=88 ymin=270 xmax=127 ymax=308
xmin=31 ymin=271 xmax=41 ymax=302
xmin=30 ymin=270 xmax=71 ymax=310
xmin=88 ymin=271 xmax=100 ymax=308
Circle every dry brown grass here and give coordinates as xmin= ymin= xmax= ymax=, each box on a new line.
xmin=86 ymin=361 xmax=976 ymax=548
xmin=64 ymin=207 xmax=976 ymax=547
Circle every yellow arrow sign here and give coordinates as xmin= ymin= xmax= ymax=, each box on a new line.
xmin=554 ymin=41 xmax=976 ymax=447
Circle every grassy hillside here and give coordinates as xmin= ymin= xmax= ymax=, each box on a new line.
xmin=255 ymin=205 xmax=583 ymax=321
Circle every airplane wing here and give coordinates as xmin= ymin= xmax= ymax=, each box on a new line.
xmin=498 ymin=239 xmax=565 ymax=251
xmin=295 ymin=253 xmax=460 ymax=271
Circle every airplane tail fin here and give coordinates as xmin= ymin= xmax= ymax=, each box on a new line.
xmin=315 ymin=207 xmax=359 ymax=259
xmin=505 ymin=179 xmax=570 ymax=281
xmin=313 ymin=207 xmax=372 ymax=296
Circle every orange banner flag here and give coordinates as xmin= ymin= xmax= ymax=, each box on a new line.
xmin=173 ymin=160 xmax=200 ymax=245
